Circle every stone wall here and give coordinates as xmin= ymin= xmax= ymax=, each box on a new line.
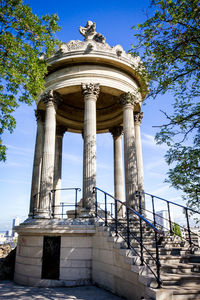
xmin=14 ymin=231 xmax=93 ymax=287
xmin=60 ymin=235 xmax=92 ymax=286
xmin=92 ymin=227 xmax=172 ymax=300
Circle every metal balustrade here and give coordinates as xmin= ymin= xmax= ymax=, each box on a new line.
xmin=136 ymin=191 xmax=200 ymax=249
xmin=31 ymin=186 xmax=200 ymax=288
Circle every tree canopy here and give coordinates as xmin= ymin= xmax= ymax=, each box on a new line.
xmin=0 ymin=0 xmax=60 ymax=161
xmin=131 ymin=0 xmax=200 ymax=211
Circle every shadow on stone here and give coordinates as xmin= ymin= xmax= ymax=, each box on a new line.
xmin=0 ymin=244 xmax=16 ymax=280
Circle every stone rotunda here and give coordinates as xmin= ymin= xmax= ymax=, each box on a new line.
xmin=14 ymin=21 xmax=151 ymax=298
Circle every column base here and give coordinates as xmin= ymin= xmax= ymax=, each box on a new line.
xmin=80 ymin=208 xmax=95 ymax=218
xmin=34 ymin=209 xmax=51 ymax=219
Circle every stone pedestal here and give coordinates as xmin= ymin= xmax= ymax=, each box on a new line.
xmin=14 ymin=220 xmax=95 ymax=287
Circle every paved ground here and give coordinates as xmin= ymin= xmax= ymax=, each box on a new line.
xmin=0 ymin=281 xmax=125 ymax=300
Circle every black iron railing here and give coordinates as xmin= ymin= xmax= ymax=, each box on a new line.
xmin=51 ymin=188 xmax=81 ymax=218
xmin=136 ymin=191 xmax=200 ymax=249
xmin=32 ymin=187 xmax=81 ymax=218
xmin=93 ymin=187 xmax=162 ymax=288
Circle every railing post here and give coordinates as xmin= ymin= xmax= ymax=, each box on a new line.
xmin=126 ymin=207 xmax=130 ymax=249
xmin=115 ymin=199 xmax=118 ymax=236
xmin=111 ymin=203 xmax=113 ymax=218
xmin=139 ymin=192 xmax=144 ymax=266
xmin=61 ymin=202 xmax=64 ymax=219
xmin=151 ymin=196 xmax=156 ymax=226
xmin=92 ymin=187 xmax=98 ymax=218
xmin=75 ymin=188 xmax=78 ymax=219
xmin=185 ymin=208 xmax=192 ymax=247
xmin=152 ymin=195 xmax=161 ymax=287
xmin=32 ymin=194 xmax=36 ymax=219
xmin=49 ymin=192 xmax=52 ymax=217
xmin=155 ymin=230 xmax=162 ymax=288
xmin=105 ymin=193 xmax=108 ymax=226
xmin=167 ymin=201 xmax=172 ymax=234
xmin=52 ymin=190 xmax=55 ymax=218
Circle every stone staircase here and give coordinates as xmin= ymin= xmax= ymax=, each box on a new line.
xmin=105 ymin=219 xmax=200 ymax=300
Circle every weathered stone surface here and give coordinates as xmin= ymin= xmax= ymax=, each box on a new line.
xmin=0 ymin=245 xmax=16 ymax=280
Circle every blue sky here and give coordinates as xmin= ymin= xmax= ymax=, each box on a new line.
xmin=0 ymin=0 xmax=188 ymax=231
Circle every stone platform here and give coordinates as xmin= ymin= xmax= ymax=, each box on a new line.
xmin=0 ymin=281 xmax=124 ymax=300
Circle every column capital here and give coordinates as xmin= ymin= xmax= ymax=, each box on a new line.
xmin=109 ymin=126 xmax=123 ymax=139
xmin=81 ymin=83 xmax=100 ymax=99
xmin=41 ymin=90 xmax=63 ymax=108
xmin=118 ymin=91 xmax=139 ymax=108
xmin=134 ymin=112 xmax=143 ymax=126
xmin=56 ymin=125 xmax=67 ymax=137
xmin=35 ymin=110 xmax=45 ymax=122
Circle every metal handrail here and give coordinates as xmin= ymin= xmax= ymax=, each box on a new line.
xmin=136 ymin=190 xmax=200 ymax=248
xmin=94 ymin=187 xmax=161 ymax=233
xmin=93 ymin=186 xmax=162 ymax=288
xmin=32 ymin=187 xmax=81 ymax=219
xmin=51 ymin=188 xmax=81 ymax=218
xmin=143 ymin=206 xmax=200 ymax=247
xmin=142 ymin=191 xmax=200 ymax=215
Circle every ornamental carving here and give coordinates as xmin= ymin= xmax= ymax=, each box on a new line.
xmin=81 ymin=83 xmax=100 ymax=98
xmin=41 ymin=90 xmax=63 ymax=108
xmin=134 ymin=112 xmax=143 ymax=125
xmin=118 ymin=92 xmax=139 ymax=107
xmin=79 ymin=21 xmax=106 ymax=43
xmin=35 ymin=110 xmax=45 ymax=122
xmin=109 ymin=126 xmax=123 ymax=139
xmin=60 ymin=40 xmax=83 ymax=53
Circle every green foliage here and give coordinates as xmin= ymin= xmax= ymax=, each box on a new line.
xmin=130 ymin=0 xmax=200 ymax=211
xmin=0 ymin=0 xmax=61 ymax=161
xmin=172 ymin=222 xmax=183 ymax=240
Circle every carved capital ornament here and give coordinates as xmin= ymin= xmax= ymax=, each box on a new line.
xmin=81 ymin=83 xmax=100 ymax=99
xmin=134 ymin=112 xmax=143 ymax=125
xmin=109 ymin=126 xmax=123 ymax=139
xmin=118 ymin=92 xmax=139 ymax=107
xmin=41 ymin=90 xmax=63 ymax=109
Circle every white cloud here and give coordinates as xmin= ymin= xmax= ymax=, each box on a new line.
xmin=62 ymin=153 xmax=82 ymax=164
xmin=144 ymin=158 xmax=166 ymax=172
xmin=142 ymin=133 xmax=168 ymax=150
xmin=0 ymin=179 xmax=29 ymax=184
xmin=6 ymin=144 xmax=33 ymax=157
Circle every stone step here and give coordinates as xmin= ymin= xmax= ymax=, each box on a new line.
xmin=161 ymin=262 xmax=200 ymax=274
xmin=161 ymin=273 xmax=200 ymax=287
xmin=161 ymin=285 xmax=200 ymax=300
xmin=181 ymin=254 xmax=200 ymax=263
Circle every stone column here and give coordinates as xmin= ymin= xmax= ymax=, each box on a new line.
xmin=134 ymin=112 xmax=145 ymax=210
xmin=119 ymin=92 xmax=138 ymax=208
xmin=82 ymin=83 xmax=100 ymax=213
xmin=37 ymin=90 xmax=61 ymax=218
xmin=29 ymin=110 xmax=45 ymax=216
xmin=110 ymin=126 xmax=124 ymax=217
xmin=53 ymin=126 xmax=66 ymax=218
